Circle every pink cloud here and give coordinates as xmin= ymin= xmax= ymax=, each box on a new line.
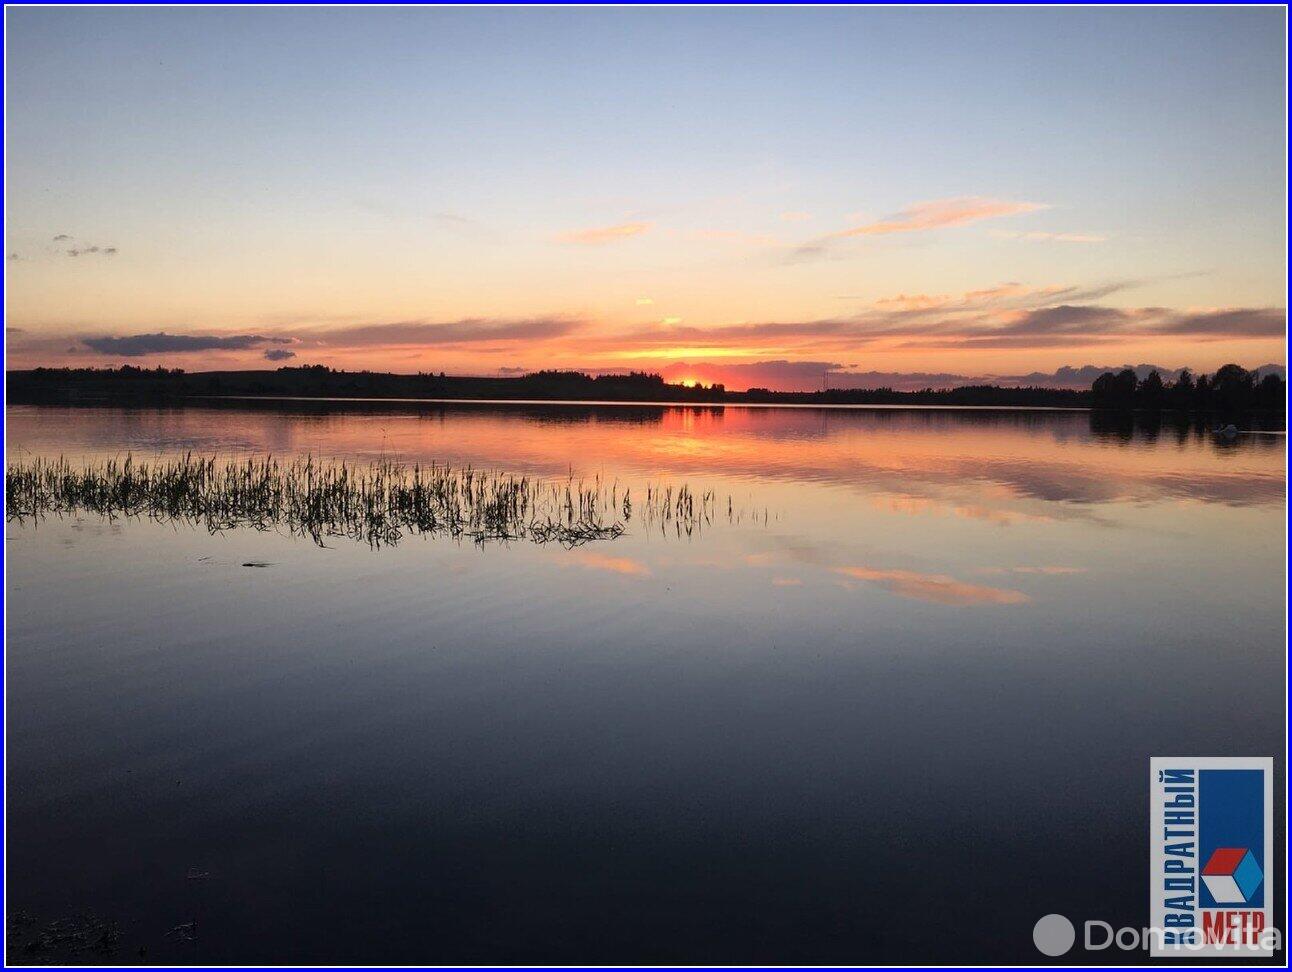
xmin=834 ymin=566 xmax=1030 ymax=605
xmin=832 ymin=196 xmax=1046 ymax=238
xmin=556 ymin=221 xmax=651 ymax=245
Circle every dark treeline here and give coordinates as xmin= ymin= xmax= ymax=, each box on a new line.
xmin=1091 ymin=363 xmax=1284 ymax=413
xmin=5 ymin=364 xmax=725 ymax=404
xmin=742 ymin=383 xmax=1091 ymax=407
xmin=5 ymin=361 xmax=1284 ymax=415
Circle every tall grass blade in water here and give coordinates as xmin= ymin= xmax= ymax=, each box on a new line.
xmin=5 ymin=454 xmax=740 ymax=548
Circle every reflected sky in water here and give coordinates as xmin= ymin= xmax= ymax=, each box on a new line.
xmin=5 ymin=403 xmax=1286 ymax=963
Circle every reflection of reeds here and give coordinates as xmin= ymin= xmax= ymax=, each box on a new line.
xmin=5 ymin=454 xmax=738 ymax=547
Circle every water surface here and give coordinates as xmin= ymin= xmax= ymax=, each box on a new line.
xmin=5 ymin=402 xmax=1285 ymax=963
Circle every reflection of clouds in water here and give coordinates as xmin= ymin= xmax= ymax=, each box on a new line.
xmin=848 ymin=455 xmax=1280 ymax=511
xmin=730 ymin=535 xmax=1040 ymax=606
xmin=578 ymin=544 xmax=1043 ymax=606
xmin=863 ymin=454 xmax=1281 ymax=508
xmin=6 ymin=403 xmax=1283 ymax=511
xmin=867 ymin=491 xmax=1065 ymax=527
xmin=561 ymin=550 xmax=652 ymax=577
xmin=834 ymin=566 xmax=1030 ymax=605
xmin=1137 ymin=469 xmax=1286 ymax=505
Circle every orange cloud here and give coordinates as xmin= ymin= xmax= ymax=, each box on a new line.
xmin=834 ymin=566 xmax=1030 ymax=605
xmin=557 ymin=221 xmax=651 ymax=245
xmin=961 ymin=282 xmax=1038 ymax=303
xmin=833 ymin=196 xmax=1046 ymax=238
xmin=875 ymin=293 xmax=952 ymax=311
xmin=874 ymin=283 xmax=1062 ymax=313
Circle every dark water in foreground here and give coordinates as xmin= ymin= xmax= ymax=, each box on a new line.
xmin=5 ymin=402 xmax=1286 ymax=964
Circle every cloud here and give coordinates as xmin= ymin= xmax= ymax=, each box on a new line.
xmin=613 ymin=285 xmax=1282 ymax=355
xmin=872 ymin=282 xmax=1065 ymax=312
xmin=83 ymin=332 xmax=293 ymax=356
xmin=835 ymin=566 xmax=1030 ymax=605
xmin=780 ymin=211 xmax=812 ymax=222
xmin=932 ymin=304 xmax=1287 ymax=348
xmin=999 ymin=304 xmax=1125 ymax=335
xmin=556 ymin=221 xmax=651 ymax=245
xmin=989 ymin=363 xmax=1182 ymax=389
xmin=839 ymin=361 xmax=1278 ymax=393
xmin=790 ymin=196 xmax=1045 ymax=261
xmin=991 ymin=230 xmax=1107 ymax=244
xmin=1158 ymin=308 xmax=1285 ymax=337
xmin=977 ymin=566 xmax=1088 ymax=576
xmin=49 ymin=235 xmax=118 ymax=257
xmin=635 ymin=297 xmax=654 ymax=306
xmin=497 ymin=366 xmax=529 ymax=375
xmin=875 ymin=292 xmax=955 ymax=311
xmin=833 ymin=196 xmax=1045 ymax=238
xmin=826 ymin=369 xmax=990 ymax=391
xmin=296 ymin=316 xmax=584 ymax=348
xmin=68 ymin=317 xmax=583 ymax=362
xmin=655 ymin=358 xmax=1209 ymax=393
xmin=785 ymin=243 xmax=828 ymax=262
xmin=355 ymin=199 xmax=478 ymax=227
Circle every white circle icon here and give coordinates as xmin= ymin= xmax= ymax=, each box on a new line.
xmin=1033 ymin=913 xmax=1076 ymax=956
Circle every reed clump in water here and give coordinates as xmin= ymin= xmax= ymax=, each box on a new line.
xmin=5 ymin=454 xmax=735 ymax=547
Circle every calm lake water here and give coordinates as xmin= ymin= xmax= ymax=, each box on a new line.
xmin=5 ymin=401 xmax=1286 ymax=964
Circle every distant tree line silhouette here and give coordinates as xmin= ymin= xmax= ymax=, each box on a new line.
xmin=1091 ymin=363 xmax=1284 ymax=412
xmin=7 ymin=363 xmax=1283 ymax=414
xmin=25 ymin=364 xmax=187 ymax=377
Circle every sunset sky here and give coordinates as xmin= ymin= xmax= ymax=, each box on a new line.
xmin=4 ymin=7 xmax=1286 ymax=390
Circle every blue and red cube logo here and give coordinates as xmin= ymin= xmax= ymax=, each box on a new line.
xmin=1201 ymin=847 xmax=1263 ymax=905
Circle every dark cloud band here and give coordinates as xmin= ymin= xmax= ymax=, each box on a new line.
xmin=83 ymin=332 xmax=293 ymax=356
